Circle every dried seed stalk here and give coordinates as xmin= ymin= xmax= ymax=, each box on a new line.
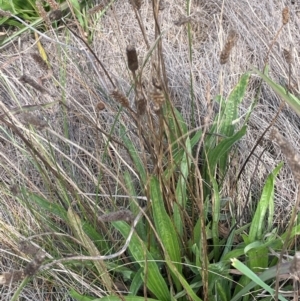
xmin=220 ymin=30 xmax=238 ymax=65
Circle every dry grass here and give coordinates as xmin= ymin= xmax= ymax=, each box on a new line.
xmin=0 ymin=0 xmax=300 ymax=299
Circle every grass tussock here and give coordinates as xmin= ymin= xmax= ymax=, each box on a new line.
xmin=0 ymin=0 xmax=300 ymax=300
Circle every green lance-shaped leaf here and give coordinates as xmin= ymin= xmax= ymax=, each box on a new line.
xmin=149 ymin=176 xmax=182 ymax=291
xmin=112 ymin=221 xmax=170 ymax=301
xmin=253 ymin=67 xmax=300 ymax=117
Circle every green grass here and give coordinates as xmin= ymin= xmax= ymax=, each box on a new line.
xmin=0 ymin=1 xmax=300 ymax=301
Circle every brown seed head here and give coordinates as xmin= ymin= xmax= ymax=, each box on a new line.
xmin=98 ymin=209 xmax=135 ymax=223
xmin=111 ymin=90 xmax=130 ymax=108
xmin=45 ymin=0 xmax=59 ymax=10
xmin=137 ymin=97 xmax=146 ymax=115
xmin=152 ymin=88 xmax=165 ymax=112
xmin=19 ymin=113 xmax=48 ymax=130
xmin=282 ymin=7 xmax=289 ymax=25
xmin=0 ymin=271 xmax=24 ymax=285
xmin=36 ymin=0 xmax=51 ymax=27
xmin=88 ymin=4 xmax=104 ymax=15
xmin=174 ymin=15 xmax=192 ymax=26
xmin=31 ymin=53 xmax=48 ymax=71
xmin=19 ymin=74 xmax=49 ymax=94
xmin=283 ymin=48 xmax=292 ymax=65
xmin=95 ymin=101 xmax=105 ymax=111
xmin=130 ymin=0 xmax=142 ymax=10
xmin=0 ymin=9 xmax=11 ymax=17
xmin=49 ymin=9 xmax=63 ymax=21
xmin=220 ymin=30 xmax=238 ymax=65
xmin=126 ymin=45 xmax=139 ymax=72
xmin=290 ymin=252 xmax=300 ymax=274
xmin=271 ymin=128 xmax=300 ymax=181
xmin=24 ymin=251 xmax=46 ymax=277
xmin=19 ymin=240 xmax=40 ymax=254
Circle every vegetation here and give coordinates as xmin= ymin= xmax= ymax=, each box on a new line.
xmin=0 ymin=1 xmax=300 ymax=301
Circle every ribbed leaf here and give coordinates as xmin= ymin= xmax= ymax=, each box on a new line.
xmin=124 ymin=171 xmax=146 ymax=239
xmin=121 ymin=124 xmax=147 ymax=185
xmin=247 ymin=163 xmax=282 ymax=271
xmin=67 ymin=208 xmax=113 ymax=292
xmin=173 ymin=136 xmax=192 ymax=236
xmin=210 ymin=177 xmax=221 ymax=260
xmin=163 ymin=101 xmax=188 ymax=147
xmin=112 ymin=221 xmax=170 ymax=301
xmin=165 ymin=256 xmax=203 ymax=301
xmin=163 ymin=129 xmax=202 ymax=180
xmin=28 ymin=193 xmax=68 ymax=221
xmin=208 ymin=125 xmax=247 ymax=174
xmin=220 ymin=73 xmax=250 ymax=138
xmin=249 ymin=163 xmax=283 ymax=241
xmin=253 ymin=67 xmax=300 ymax=117
xmin=218 ymin=73 xmax=249 ymax=174
xmin=150 ymin=176 xmax=182 ymax=290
